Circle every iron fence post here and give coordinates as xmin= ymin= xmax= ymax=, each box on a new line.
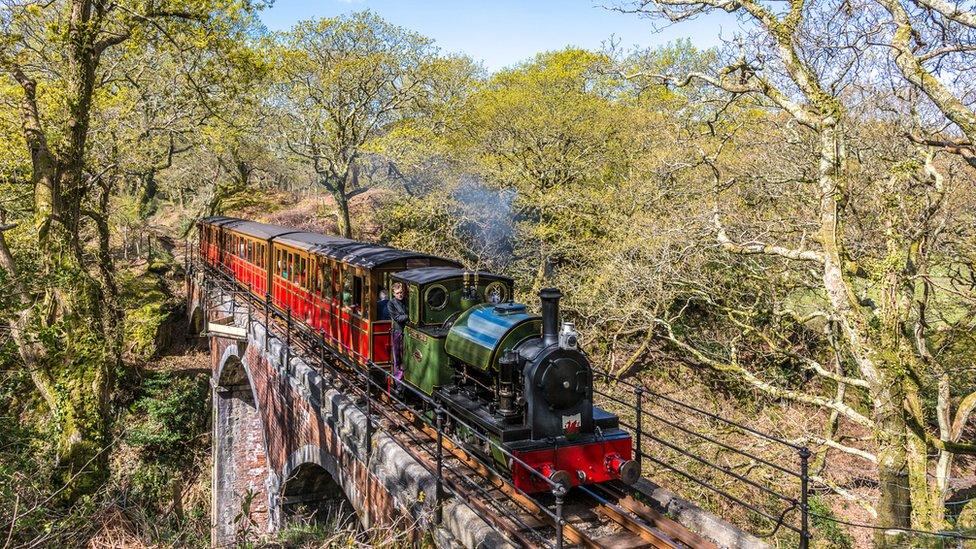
xmin=264 ymin=293 xmax=271 ymax=352
xmin=320 ymin=339 xmax=326 ymax=374
xmin=554 ymin=489 xmax=565 ymax=549
xmin=366 ymin=373 xmax=373 ymax=452
xmin=799 ymin=446 xmax=810 ymax=549
xmin=285 ymin=307 xmax=292 ymax=375
xmin=204 ymin=277 xmax=210 ymax=314
xmin=435 ymin=405 xmax=445 ymax=525
xmin=635 ymin=386 xmax=644 ymax=469
xmin=365 ymin=368 xmax=373 ymax=529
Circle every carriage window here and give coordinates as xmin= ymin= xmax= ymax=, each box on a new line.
xmin=352 ymin=275 xmax=364 ymax=313
xmin=321 ymin=264 xmax=332 ymax=298
xmin=310 ymin=262 xmax=318 ymax=295
xmin=299 ymin=257 xmax=307 ymax=288
xmin=342 ymin=272 xmax=353 ymax=307
xmin=332 ymin=267 xmax=341 ymax=299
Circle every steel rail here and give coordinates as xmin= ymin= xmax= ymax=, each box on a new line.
xmin=591 ymin=483 xmax=718 ymax=549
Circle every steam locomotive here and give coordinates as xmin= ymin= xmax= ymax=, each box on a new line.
xmin=197 ymin=216 xmax=638 ymax=494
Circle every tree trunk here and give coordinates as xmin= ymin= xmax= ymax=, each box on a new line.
xmin=138 ymin=170 xmax=158 ymax=218
xmin=872 ymin=382 xmax=912 ymax=546
xmin=336 ymin=193 xmax=352 ymax=238
xmin=814 ymin=119 xmax=913 ymax=538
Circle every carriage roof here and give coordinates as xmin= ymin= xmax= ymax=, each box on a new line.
xmin=198 ymin=215 xmax=239 ymax=227
xmin=220 ymin=219 xmax=299 ymax=240
xmin=199 ymin=216 xmax=460 ymax=270
xmin=393 ymin=267 xmax=511 ymax=285
xmin=278 ymin=233 xmax=459 ymax=269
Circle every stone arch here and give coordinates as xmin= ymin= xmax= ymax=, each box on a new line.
xmin=278 ymin=446 xmax=354 ymax=526
xmin=187 ymin=304 xmax=205 ymax=337
xmin=213 ymin=346 xmax=272 ymax=545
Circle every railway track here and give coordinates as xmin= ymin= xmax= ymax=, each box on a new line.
xmin=385 ymin=398 xmax=714 ymax=549
xmin=207 ymin=267 xmax=717 ymax=548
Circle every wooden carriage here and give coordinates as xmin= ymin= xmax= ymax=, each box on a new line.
xmin=196 ymin=216 xmax=460 ymax=366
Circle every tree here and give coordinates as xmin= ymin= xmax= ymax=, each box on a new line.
xmin=273 ymin=11 xmax=444 ymax=238
xmin=616 ymin=0 xmax=976 ymax=540
xmin=459 ymin=49 xmax=626 ymax=290
xmin=0 ymin=0 xmax=260 ymax=498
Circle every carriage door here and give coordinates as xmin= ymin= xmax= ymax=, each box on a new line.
xmin=349 ymin=270 xmax=368 ymax=362
xmin=371 ymin=271 xmax=392 ymax=364
xmin=328 ymin=263 xmax=341 ymax=344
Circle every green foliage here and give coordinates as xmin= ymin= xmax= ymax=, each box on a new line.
xmin=120 ymin=269 xmax=176 ymax=361
xmin=810 ymin=496 xmax=855 ymax=548
xmin=126 ymin=371 xmax=209 ymax=462
xmin=99 ymin=370 xmax=212 ymax=546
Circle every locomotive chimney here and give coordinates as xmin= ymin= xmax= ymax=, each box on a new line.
xmin=539 ymin=288 xmax=562 ymax=347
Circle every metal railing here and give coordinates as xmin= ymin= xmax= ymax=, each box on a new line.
xmin=592 ymin=371 xmax=811 ymax=548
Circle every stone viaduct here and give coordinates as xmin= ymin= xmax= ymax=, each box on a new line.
xmin=189 ymin=273 xmax=511 ymax=548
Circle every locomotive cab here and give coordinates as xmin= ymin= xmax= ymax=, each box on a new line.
xmin=391 ymin=267 xmax=514 ymax=395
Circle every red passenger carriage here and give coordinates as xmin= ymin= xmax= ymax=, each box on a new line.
xmin=196 ymin=216 xmax=459 ymax=366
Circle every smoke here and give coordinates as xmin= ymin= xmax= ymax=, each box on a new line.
xmin=452 ymin=175 xmax=516 ymax=271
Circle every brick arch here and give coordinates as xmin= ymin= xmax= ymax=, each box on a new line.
xmin=213 ymin=345 xmax=274 ymax=545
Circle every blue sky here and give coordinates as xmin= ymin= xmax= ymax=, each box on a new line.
xmin=260 ymin=1 xmax=738 ymax=71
